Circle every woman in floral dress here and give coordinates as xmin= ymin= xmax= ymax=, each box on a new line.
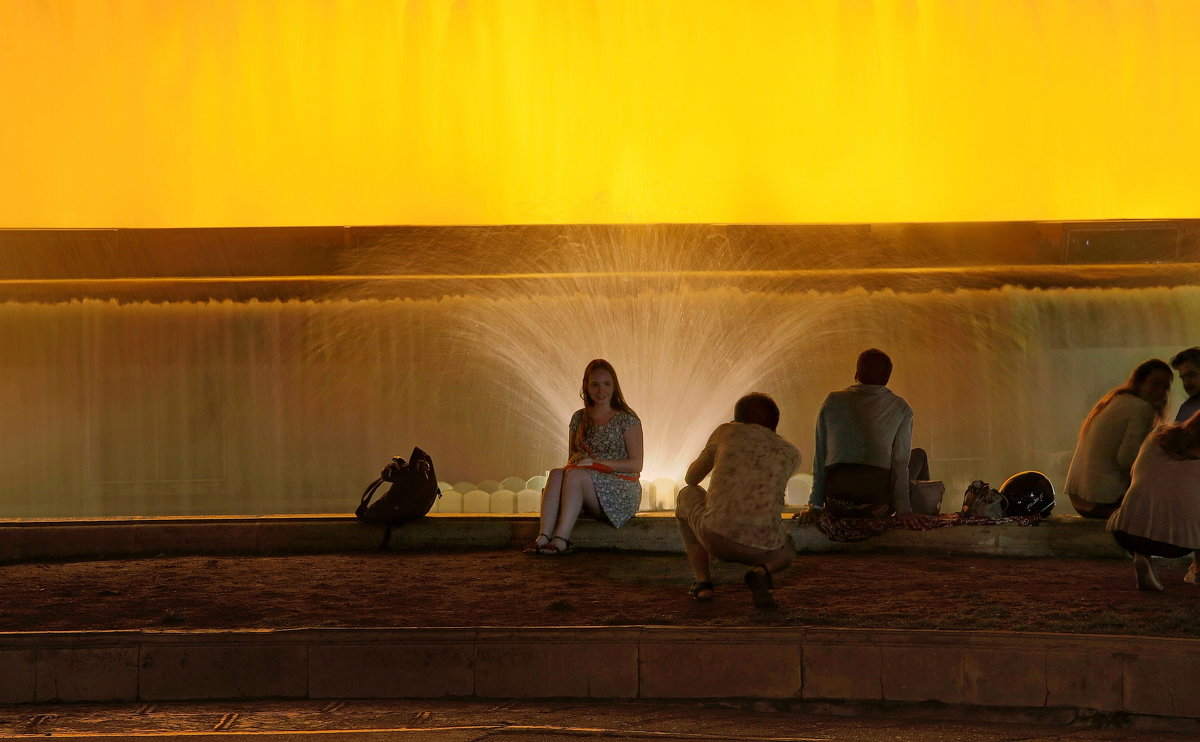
xmin=524 ymin=359 xmax=644 ymax=555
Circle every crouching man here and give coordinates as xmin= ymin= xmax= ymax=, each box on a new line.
xmin=674 ymin=393 xmax=802 ymax=609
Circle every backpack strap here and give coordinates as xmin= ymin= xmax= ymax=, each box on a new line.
xmin=356 ymin=477 xmax=395 ymax=549
xmin=356 ymin=477 xmax=385 ymax=519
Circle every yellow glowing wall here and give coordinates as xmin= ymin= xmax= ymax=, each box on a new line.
xmin=2 ymin=0 xmax=1198 ymax=227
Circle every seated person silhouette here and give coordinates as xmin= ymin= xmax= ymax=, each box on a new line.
xmin=809 ymin=348 xmax=932 ymax=525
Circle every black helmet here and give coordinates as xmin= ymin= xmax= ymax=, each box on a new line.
xmin=998 ymin=470 xmax=1055 ymax=518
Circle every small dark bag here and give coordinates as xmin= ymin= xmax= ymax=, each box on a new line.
xmin=356 ymin=447 xmax=441 ymax=527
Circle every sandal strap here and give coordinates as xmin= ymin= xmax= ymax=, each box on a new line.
xmin=522 ymin=533 xmax=553 ymax=553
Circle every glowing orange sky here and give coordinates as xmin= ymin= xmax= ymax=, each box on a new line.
xmin=2 ymin=0 xmax=1198 ymax=227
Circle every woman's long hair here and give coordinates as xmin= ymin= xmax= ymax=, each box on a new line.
xmin=1158 ymin=409 xmax=1200 ymax=459
xmin=1079 ymin=358 xmax=1172 ymax=438
xmin=573 ymin=358 xmax=637 ymax=454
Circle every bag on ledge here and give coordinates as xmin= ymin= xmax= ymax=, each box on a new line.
xmin=909 ymin=480 xmax=946 ymax=515
xmin=356 ymin=447 xmax=441 ymax=527
xmin=961 ymin=480 xmax=1006 ymax=519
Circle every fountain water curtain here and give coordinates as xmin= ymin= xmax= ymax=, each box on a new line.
xmin=1 ymin=226 xmax=1198 ymax=518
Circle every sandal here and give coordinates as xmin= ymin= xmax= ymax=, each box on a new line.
xmin=744 ymin=565 xmax=778 ymax=610
xmin=522 ymin=533 xmax=551 ymax=554
xmin=539 ymin=535 xmax=576 ymax=555
xmin=688 ymin=581 xmax=714 ymax=602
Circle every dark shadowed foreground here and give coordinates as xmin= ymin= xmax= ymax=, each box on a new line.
xmin=3 ymin=549 xmax=1199 ymax=637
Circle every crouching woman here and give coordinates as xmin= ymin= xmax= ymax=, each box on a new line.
xmin=1107 ymin=410 xmax=1200 ymax=590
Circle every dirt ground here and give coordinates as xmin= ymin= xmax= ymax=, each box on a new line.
xmin=3 ymin=548 xmax=1199 ymax=637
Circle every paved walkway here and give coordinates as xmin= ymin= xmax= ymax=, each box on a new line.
xmin=1 ymin=698 xmax=1196 ymax=741
xmin=3 ymin=514 xmax=1195 ymax=726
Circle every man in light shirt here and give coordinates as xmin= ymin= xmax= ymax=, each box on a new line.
xmin=675 ymin=393 xmax=802 ymax=610
xmin=808 ymin=348 xmax=932 ymax=525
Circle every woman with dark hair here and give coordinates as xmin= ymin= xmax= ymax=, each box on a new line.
xmin=1065 ymin=359 xmax=1172 ymax=518
xmin=523 ymin=359 xmax=644 ymax=555
xmin=1107 ymin=410 xmax=1200 ymax=590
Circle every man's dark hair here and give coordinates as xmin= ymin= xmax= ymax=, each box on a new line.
xmin=1170 ymin=347 xmax=1200 ymax=369
xmin=734 ymin=393 xmax=780 ymax=431
xmin=855 ymin=348 xmax=893 ymax=386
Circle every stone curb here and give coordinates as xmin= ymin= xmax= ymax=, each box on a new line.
xmin=0 ymin=513 xmax=1128 ymax=562
xmin=1 ymin=626 xmax=1197 ymax=722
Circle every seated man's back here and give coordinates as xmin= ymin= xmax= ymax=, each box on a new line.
xmin=818 ymin=385 xmax=912 ymax=468
xmin=809 ymin=348 xmax=929 ymax=521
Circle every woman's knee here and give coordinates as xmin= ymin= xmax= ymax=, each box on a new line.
xmin=563 ymin=467 xmax=591 ymax=490
xmin=542 ymin=469 xmax=565 ymax=495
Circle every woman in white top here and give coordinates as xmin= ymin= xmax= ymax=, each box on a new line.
xmin=1107 ymin=411 xmax=1200 ymax=590
xmin=1064 ymin=359 xmax=1172 ymax=519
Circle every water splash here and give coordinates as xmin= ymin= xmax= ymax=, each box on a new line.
xmin=2 ymin=278 xmax=1197 ymax=517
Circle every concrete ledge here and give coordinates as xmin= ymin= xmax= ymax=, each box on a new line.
xmin=1 ymin=626 xmax=1197 ymax=723
xmin=0 ymin=513 xmax=1127 ymax=563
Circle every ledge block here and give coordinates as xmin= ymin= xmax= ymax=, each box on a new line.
xmin=881 ymin=645 xmax=964 ymax=703
xmin=802 ymin=641 xmax=881 ymax=701
xmin=139 ymin=643 xmax=308 ymax=700
xmin=308 ymin=641 xmax=475 ymax=698
xmin=963 ymin=648 xmax=1047 ymax=707
xmin=35 ymin=647 xmax=138 ymax=702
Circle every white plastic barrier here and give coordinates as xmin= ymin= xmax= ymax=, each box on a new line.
xmin=639 ymin=480 xmax=652 ymax=512
xmin=476 ymin=479 xmax=502 ymax=493
xmin=516 ymin=488 xmax=541 ymax=513
xmin=437 ymin=480 xmax=453 ymax=493
xmin=463 ymin=489 xmax=490 ymax=513
xmin=452 ymin=481 xmax=476 ymax=495
xmin=526 ymin=474 xmax=548 ymax=492
xmin=489 ymin=489 xmax=516 ymax=513
xmin=499 ymin=476 xmax=526 ymax=492
xmin=651 ymin=478 xmax=677 ymax=510
xmin=786 ymin=473 xmax=814 ymax=507
xmin=438 ymin=490 xmax=464 ymax=513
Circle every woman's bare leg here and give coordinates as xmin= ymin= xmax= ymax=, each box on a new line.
xmin=1133 ymin=552 xmax=1163 ymax=591
xmin=551 ymin=468 xmax=601 ymax=545
xmin=535 ymin=469 xmax=566 ymax=549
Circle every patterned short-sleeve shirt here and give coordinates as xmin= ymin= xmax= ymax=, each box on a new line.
xmin=691 ymin=422 xmax=801 ymax=550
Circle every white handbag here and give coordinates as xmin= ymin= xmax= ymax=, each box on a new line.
xmin=909 ymin=479 xmax=946 ymax=515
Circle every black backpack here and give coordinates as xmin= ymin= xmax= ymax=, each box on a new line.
xmin=356 ymin=447 xmax=441 ymax=536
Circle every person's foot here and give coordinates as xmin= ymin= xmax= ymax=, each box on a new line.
xmin=1185 ymin=563 xmax=1199 ymax=585
xmin=744 ymin=565 xmax=778 ymax=609
xmin=522 ymin=533 xmax=551 ymax=554
xmin=1133 ymin=554 xmax=1163 ymax=592
xmin=688 ymin=581 xmax=714 ymax=602
xmin=538 ymin=535 xmax=576 ymax=555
